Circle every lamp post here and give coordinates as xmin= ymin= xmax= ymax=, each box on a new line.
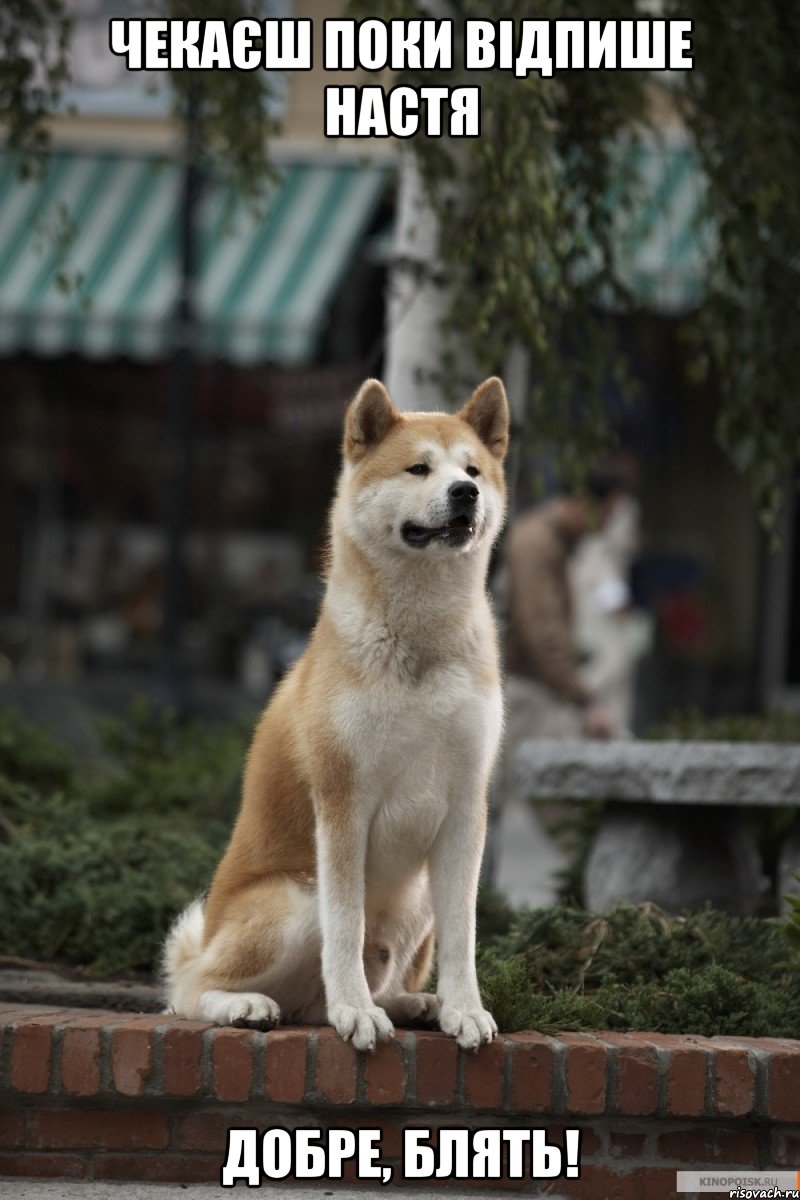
xmin=160 ymin=83 xmax=203 ymax=714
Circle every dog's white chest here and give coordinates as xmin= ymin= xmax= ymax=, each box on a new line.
xmin=335 ymin=661 xmax=497 ymax=777
xmin=333 ymin=662 xmax=501 ymax=886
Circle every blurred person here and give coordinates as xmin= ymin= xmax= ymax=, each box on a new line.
xmin=489 ymin=469 xmax=628 ymax=908
xmin=570 ymin=489 xmax=653 ymax=733
xmin=504 ymin=468 xmax=627 ymax=743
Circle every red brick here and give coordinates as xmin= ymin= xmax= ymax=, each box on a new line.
xmin=31 ymin=1108 xmax=169 ymax=1151
xmin=463 ymin=1036 xmax=505 ymax=1110
xmin=177 ymin=1111 xmax=237 ymax=1153
xmin=562 ymin=1033 xmax=606 ymax=1116
xmin=658 ymin=1127 xmax=758 ymax=1165
xmin=508 ymin=1033 xmax=555 ymax=1113
xmin=415 ymin=1032 xmax=458 ymax=1106
xmin=712 ymin=1047 xmax=755 ymax=1117
xmin=712 ymin=1035 xmax=784 ymax=1052
xmin=264 ymin=1028 xmax=308 ymax=1103
xmin=547 ymin=1123 xmax=602 ymax=1159
xmin=162 ymin=1022 xmax=207 ymax=1097
xmin=739 ymin=1036 xmax=800 ymax=1053
xmin=602 ymin=1034 xmax=658 ymax=1116
xmin=769 ymin=1048 xmax=800 ymax=1122
xmin=437 ymin=1167 xmax=525 ymax=1192
xmin=315 ymin=1028 xmax=358 ymax=1104
xmin=0 ymin=1152 xmax=86 ymax=1178
xmin=666 ymin=1044 xmax=708 ymax=1117
xmin=350 ymin=1154 xmax=400 ymax=1187
xmin=3 ymin=1003 xmax=115 ymax=1022
xmin=378 ymin=1120 xmax=403 ymax=1161
xmin=94 ymin=1153 xmax=220 ymax=1183
xmin=411 ymin=1120 xmax=468 ymax=1151
xmin=608 ymin=1131 xmax=647 ymax=1159
xmin=330 ymin=1115 xmax=404 ymax=1160
xmin=364 ymin=1035 xmax=408 ymax=1105
xmin=111 ymin=1024 xmax=156 ymax=1096
xmin=61 ymin=1012 xmax=121 ymax=1032
xmin=211 ymin=1027 xmax=254 ymax=1102
xmin=0 ymin=1107 xmax=25 ymax=1148
xmin=0 ymin=1006 xmax=64 ymax=1025
xmin=70 ymin=1007 xmax=127 ymax=1019
xmin=640 ymin=1167 xmax=683 ymax=1200
xmin=771 ymin=1128 xmax=800 ymax=1166
xmin=553 ymin=1164 xmax=642 ymax=1200
xmin=552 ymin=1165 xmax=681 ymax=1200
xmin=60 ymin=1026 xmax=103 ymax=1097
xmin=9 ymin=1016 xmax=63 ymax=1093
xmin=556 ymin=1171 xmax=681 ymax=1200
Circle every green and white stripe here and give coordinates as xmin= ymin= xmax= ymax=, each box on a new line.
xmin=0 ymin=136 xmax=710 ymax=365
xmin=0 ymin=151 xmax=389 ymax=364
xmin=613 ymin=131 xmax=713 ymax=312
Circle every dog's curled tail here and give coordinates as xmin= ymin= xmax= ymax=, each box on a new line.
xmin=161 ymin=898 xmax=205 ymax=1014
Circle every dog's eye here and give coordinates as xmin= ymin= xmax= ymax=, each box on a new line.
xmin=466 ymin=465 xmax=480 ymax=478
xmin=406 ymin=463 xmax=430 ymax=476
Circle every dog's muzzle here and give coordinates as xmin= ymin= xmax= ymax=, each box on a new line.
xmin=401 ymin=482 xmax=480 ymax=548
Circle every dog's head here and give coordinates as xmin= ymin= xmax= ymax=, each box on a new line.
xmin=336 ymin=377 xmax=509 ymax=562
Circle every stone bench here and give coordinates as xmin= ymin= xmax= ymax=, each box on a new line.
xmin=516 ymin=740 xmax=800 ymax=914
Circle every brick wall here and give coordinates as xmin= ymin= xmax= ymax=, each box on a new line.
xmin=1 ymin=1004 xmax=799 ymax=1196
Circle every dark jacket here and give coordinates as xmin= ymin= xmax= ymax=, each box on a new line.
xmin=504 ymin=504 xmax=590 ymax=707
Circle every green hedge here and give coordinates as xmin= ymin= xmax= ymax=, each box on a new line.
xmin=475 ymin=891 xmax=800 ymax=1038
xmin=0 ymin=701 xmax=247 ymax=974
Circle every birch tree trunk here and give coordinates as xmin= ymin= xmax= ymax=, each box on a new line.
xmin=383 ymin=151 xmax=453 ymax=412
xmin=384 ymin=150 xmax=529 ymax=424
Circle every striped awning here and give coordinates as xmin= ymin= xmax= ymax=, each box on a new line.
xmin=0 ymin=152 xmax=389 ymax=363
xmin=610 ymin=133 xmax=711 ymax=313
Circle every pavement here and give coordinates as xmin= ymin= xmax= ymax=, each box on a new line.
xmin=0 ymin=966 xmax=161 ymax=1012
xmin=0 ymin=1183 xmax=554 ymax=1199
xmin=493 ymin=796 xmax=567 ymax=909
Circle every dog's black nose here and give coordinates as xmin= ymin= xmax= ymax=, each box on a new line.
xmin=448 ymin=480 xmax=479 ymax=508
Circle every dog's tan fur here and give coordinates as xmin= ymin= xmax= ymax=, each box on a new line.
xmin=164 ymin=377 xmax=509 ymax=1051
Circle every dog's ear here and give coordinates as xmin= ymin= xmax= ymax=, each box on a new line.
xmin=344 ymin=379 xmax=400 ymax=462
xmin=459 ymin=377 xmax=509 ymax=460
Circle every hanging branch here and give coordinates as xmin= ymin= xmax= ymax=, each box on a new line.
xmin=361 ymin=0 xmax=800 ymax=518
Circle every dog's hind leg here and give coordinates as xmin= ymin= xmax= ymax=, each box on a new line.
xmin=198 ymin=988 xmax=281 ymax=1029
xmin=383 ymin=926 xmax=438 ymax=1025
xmin=403 ymin=925 xmax=436 ymax=994
xmin=164 ymin=876 xmax=322 ymax=1027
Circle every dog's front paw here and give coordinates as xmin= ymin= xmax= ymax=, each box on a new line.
xmin=438 ymin=1002 xmax=497 ymax=1050
xmin=329 ymin=1003 xmax=394 ymax=1051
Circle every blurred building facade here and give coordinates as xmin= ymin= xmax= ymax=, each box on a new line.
xmin=0 ymin=0 xmax=395 ymax=701
xmin=0 ymin=3 xmax=793 ymax=724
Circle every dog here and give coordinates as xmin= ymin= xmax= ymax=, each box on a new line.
xmin=163 ymin=376 xmax=509 ymax=1051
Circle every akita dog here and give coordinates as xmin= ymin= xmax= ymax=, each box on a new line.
xmin=163 ymin=376 xmax=509 ymax=1051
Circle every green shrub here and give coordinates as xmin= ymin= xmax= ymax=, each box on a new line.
xmin=0 ymin=700 xmax=246 ymax=975
xmin=0 ymin=811 xmax=226 ymax=974
xmin=0 ymin=707 xmax=74 ymax=790
xmin=478 ymin=957 xmax=799 ymax=1040
xmin=475 ymin=902 xmax=800 ymax=1037
xmin=648 ymin=707 xmax=800 ymax=743
xmin=785 ymin=873 xmax=800 ymax=953
xmin=493 ymin=903 xmax=794 ymax=990
xmin=89 ymin=697 xmax=248 ymax=820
